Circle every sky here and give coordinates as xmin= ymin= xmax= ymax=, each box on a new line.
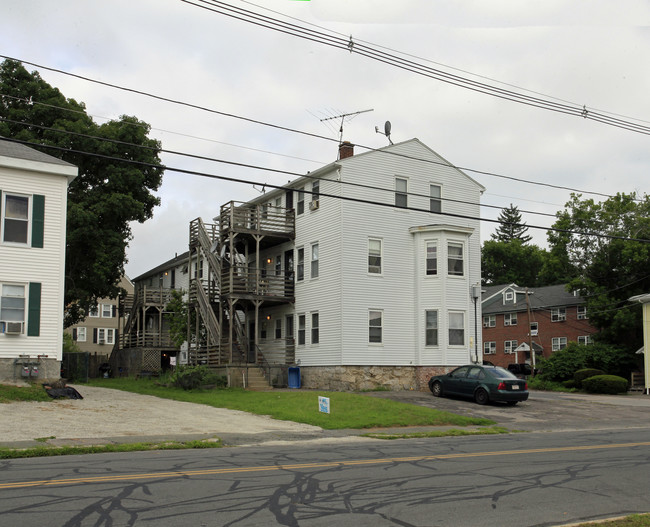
xmin=1 ymin=0 xmax=649 ymax=280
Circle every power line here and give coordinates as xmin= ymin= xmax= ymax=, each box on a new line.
xmin=3 ymin=135 xmax=649 ymax=245
xmin=182 ymin=0 xmax=650 ymax=137
xmin=0 ymin=62 xmax=633 ymax=202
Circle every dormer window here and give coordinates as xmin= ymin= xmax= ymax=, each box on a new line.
xmin=504 ymin=291 xmax=515 ymax=304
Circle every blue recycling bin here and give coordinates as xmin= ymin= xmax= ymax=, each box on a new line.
xmin=288 ymin=367 xmax=301 ymax=389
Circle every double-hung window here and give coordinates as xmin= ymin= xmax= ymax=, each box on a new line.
xmin=430 ymin=184 xmax=441 ymax=213
xmin=578 ymin=335 xmax=592 ymax=345
xmin=2 ymin=194 xmax=29 ymax=244
xmin=76 ymin=327 xmax=87 ymax=342
xmin=297 ymin=188 xmax=305 ymax=215
xmin=0 ymin=284 xmax=25 ymax=330
xmin=395 ymin=178 xmax=408 ymax=208
xmin=551 ymin=308 xmax=566 ymax=322
xmin=89 ymin=304 xmax=99 ymax=318
xmin=504 ymin=313 xmax=517 ymax=326
xmin=101 ymin=304 xmax=113 ymax=318
xmin=368 ymin=238 xmax=382 ymax=274
xmin=311 ymin=313 xmax=319 ymax=344
xmin=426 ymin=242 xmax=437 ymax=275
xmin=504 ymin=340 xmax=517 ymax=354
xmin=369 ymin=310 xmax=382 ymax=343
xmin=577 ymin=306 xmax=588 ymax=320
xmin=425 ymin=310 xmax=438 ymax=346
xmin=298 ymin=315 xmax=306 ymax=345
xmin=483 ymin=315 xmax=496 ymax=328
xmin=297 ymin=248 xmax=304 ymax=281
xmin=484 ymin=341 xmax=496 ymax=354
xmin=552 ymin=337 xmax=567 ymax=351
xmin=447 ymin=242 xmax=464 ymax=276
xmin=311 ymin=243 xmax=319 ymax=278
xmin=448 ymin=312 xmax=465 ymax=346
xmin=97 ymin=328 xmax=115 ymax=345
xmin=311 ymin=180 xmax=320 ymax=202
xmin=275 ymin=319 xmax=282 ymax=339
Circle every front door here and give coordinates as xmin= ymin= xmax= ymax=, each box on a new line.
xmin=284 ymin=249 xmax=294 ymax=297
xmin=248 ymin=322 xmax=256 ymax=363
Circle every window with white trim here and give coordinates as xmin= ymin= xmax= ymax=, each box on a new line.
xmin=504 ymin=340 xmax=518 ymax=354
xmin=97 ymin=328 xmax=115 ymax=345
xmin=0 ymin=284 xmax=25 ymax=329
xmin=552 ymin=337 xmax=567 ymax=351
xmin=297 ymin=248 xmax=304 ymax=281
xmin=101 ymin=304 xmax=113 ymax=318
xmin=311 ymin=312 xmax=319 ymax=344
xmin=483 ymin=315 xmax=496 ymax=328
xmin=577 ymin=306 xmax=588 ymax=320
xmin=89 ymin=304 xmax=99 ymax=318
xmin=395 ymin=177 xmax=408 ymax=208
xmin=297 ymin=188 xmax=305 ymax=215
xmin=448 ymin=311 xmax=465 ymax=346
xmin=298 ymin=314 xmax=306 ymax=345
xmin=530 ymin=321 xmax=538 ymax=336
xmin=311 ymin=180 xmax=320 ymax=201
xmin=551 ymin=308 xmax=566 ymax=322
xmin=504 ymin=313 xmax=517 ymax=326
xmin=430 ymin=184 xmax=441 ymax=213
xmin=369 ymin=310 xmax=382 ymax=344
xmin=76 ymin=327 xmax=87 ymax=342
xmin=425 ymin=310 xmax=438 ymax=346
xmin=311 ymin=243 xmax=319 ymax=278
xmin=504 ymin=291 xmax=515 ymax=303
xmin=426 ymin=242 xmax=437 ymax=276
xmin=2 ymin=193 xmax=29 ymax=244
xmin=447 ymin=242 xmax=464 ymax=276
xmin=484 ymin=341 xmax=496 ymax=355
xmin=578 ymin=335 xmax=593 ymax=345
xmin=368 ymin=238 xmax=382 ymax=274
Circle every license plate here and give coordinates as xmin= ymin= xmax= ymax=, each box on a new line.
xmin=511 ymin=385 xmax=520 ymax=390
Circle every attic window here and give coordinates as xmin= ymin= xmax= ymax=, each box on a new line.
xmin=504 ymin=291 xmax=514 ymax=303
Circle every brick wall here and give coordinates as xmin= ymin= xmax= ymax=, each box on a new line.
xmin=482 ymin=305 xmax=598 ymax=368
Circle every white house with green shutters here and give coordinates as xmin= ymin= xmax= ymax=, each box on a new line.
xmin=0 ymin=138 xmax=77 ymax=383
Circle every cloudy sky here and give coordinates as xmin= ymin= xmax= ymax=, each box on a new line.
xmin=2 ymin=0 xmax=649 ymax=279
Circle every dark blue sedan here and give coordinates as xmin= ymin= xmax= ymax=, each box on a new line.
xmin=428 ymin=364 xmax=529 ymax=405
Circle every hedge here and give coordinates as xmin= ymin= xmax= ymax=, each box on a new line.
xmin=581 ymin=375 xmax=628 ymax=394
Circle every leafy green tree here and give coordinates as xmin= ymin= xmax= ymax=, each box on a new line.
xmin=548 ymin=192 xmax=650 ymax=352
xmin=166 ymin=289 xmax=189 ymax=348
xmin=491 ymin=203 xmax=532 ymax=243
xmin=0 ymin=59 xmax=164 ymax=326
xmin=481 ymin=239 xmax=547 ymax=286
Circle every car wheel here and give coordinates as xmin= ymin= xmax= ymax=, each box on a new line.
xmin=431 ymin=381 xmax=442 ymax=397
xmin=474 ymin=388 xmax=489 ymax=405
xmin=506 ymin=401 xmax=518 ymax=406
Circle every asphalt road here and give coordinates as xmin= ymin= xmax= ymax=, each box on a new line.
xmin=1 ymin=427 xmax=649 ymax=526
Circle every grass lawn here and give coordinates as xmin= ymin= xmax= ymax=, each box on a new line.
xmin=86 ymin=377 xmax=494 ymax=430
xmin=0 ymin=383 xmax=51 ymax=403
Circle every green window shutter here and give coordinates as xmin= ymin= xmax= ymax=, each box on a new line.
xmin=31 ymin=194 xmax=45 ymax=248
xmin=27 ymin=282 xmax=42 ymax=337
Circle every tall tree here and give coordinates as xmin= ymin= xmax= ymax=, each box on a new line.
xmin=548 ymin=192 xmax=650 ymax=351
xmin=481 ymin=239 xmax=547 ymax=286
xmin=491 ymin=203 xmax=532 ymax=243
xmin=0 ymin=59 xmax=164 ymax=326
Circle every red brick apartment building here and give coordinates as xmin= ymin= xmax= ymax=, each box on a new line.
xmin=481 ymin=283 xmax=598 ymax=368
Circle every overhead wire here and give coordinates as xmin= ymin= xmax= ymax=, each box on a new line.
xmin=182 ymin=0 xmax=650 ymax=137
xmin=0 ymin=62 xmax=634 ymax=202
xmin=2 ymin=135 xmax=649 ymax=245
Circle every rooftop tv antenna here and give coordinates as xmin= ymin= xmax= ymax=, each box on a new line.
xmin=320 ymin=108 xmax=374 ymax=143
xmin=375 ymin=120 xmax=393 ymax=145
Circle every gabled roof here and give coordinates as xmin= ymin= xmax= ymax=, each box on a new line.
xmin=0 ymin=137 xmax=75 ymax=166
xmin=482 ymin=283 xmax=585 ymax=314
xmin=132 ymin=251 xmax=190 ymax=282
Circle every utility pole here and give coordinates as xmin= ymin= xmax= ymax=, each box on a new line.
xmin=526 ymin=288 xmax=535 ymax=375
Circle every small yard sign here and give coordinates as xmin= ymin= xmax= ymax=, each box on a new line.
xmin=318 ymin=396 xmax=330 ymax=414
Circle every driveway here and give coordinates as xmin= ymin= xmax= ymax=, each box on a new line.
xmin=366 ymin=389 xmax=650 ymax=433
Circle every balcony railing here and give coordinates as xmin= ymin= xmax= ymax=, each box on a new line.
xmin=219 ymin=201 xmax=295 ymax=237
xmin=221 ymin=267 xmax=294 ymax=299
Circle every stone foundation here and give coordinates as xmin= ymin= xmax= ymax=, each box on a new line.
xmin=300 ymin=365 xmax=456 ymax=392
xmin=0 ymin=357 xmax=61 ymax=384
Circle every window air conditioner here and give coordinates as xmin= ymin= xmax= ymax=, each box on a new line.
xmin=3 ymin=321 xmax=23 ymax=334
xmin=530 ymin=330 xmax=538 ymax=336
xmin=309 ymin=200 xmax=320 ymax=211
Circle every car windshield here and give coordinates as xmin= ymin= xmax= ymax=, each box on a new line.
xmin=485 ymin=367 xmax=518 ymax=379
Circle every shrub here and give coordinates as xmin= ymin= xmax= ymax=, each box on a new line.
xmin=581 ymin=375 xmax=628 ymax=394
xmin=562 ymin=379 xmax=577 ymax=389
xmin=574 ymin=368 xmax=605 ymax=388
xmin=170 ymin=365 xmax=226 ymax=390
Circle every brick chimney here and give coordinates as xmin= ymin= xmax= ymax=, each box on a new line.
xmin=338 ymin=141 xmax=354 ymax=160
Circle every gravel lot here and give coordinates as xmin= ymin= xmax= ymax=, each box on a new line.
xmin=0 ymin=385 xmax=321 ymax=445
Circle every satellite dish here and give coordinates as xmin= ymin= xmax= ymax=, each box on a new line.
xmin=384 ymin=121 xmax=391 ymax=136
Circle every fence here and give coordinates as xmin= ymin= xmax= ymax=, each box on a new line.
xmin=61 ymin=352 xmax=110 ymax=382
